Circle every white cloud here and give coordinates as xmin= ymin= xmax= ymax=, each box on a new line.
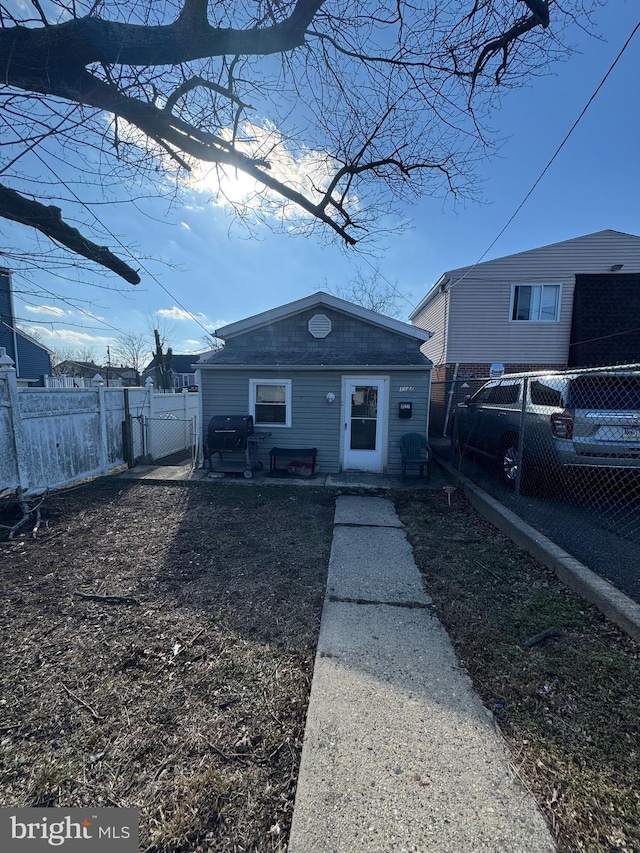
xmin=24 ymin=327 xmax=114 ymax=349
xmin=190 ymin=121 xmax=342 ymax=222
xmin=24 ymin=304 xmax=66 ymax=317
xmin=157 ymin=307 xmax=192 ymax=321
xmin=157 ymin=306 xmax=204 ymax=322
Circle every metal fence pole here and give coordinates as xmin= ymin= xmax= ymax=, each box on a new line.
xmin=514 ymin=376 xmax=529 ymax=500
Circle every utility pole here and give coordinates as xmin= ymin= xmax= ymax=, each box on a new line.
xmin=106 ymin=345 xmax=111 ymax=387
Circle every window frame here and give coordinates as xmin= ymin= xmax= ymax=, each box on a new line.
xmin=249 ymin=378 xmax=292 ymax=428
xmin=509 ymin=283 xmax=562 ymax=323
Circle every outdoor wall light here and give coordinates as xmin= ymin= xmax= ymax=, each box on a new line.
xmin=325 ymin=392 xmax=336 ymax=403
xmin=611 ymin=264 xmax=624 ymax=271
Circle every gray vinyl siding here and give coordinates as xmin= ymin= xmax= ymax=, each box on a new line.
xmin=201 ymin=368 xmax=430 ymax=475
xmin=224 ymin=306 xmax=420 ymax=356
xmin=201 ymin=370 xmax=342 ymax=473
xmin=412 ymin=230 xmax=640 ymax=365
xmin=386 ymin=371 xmax=430 ymax=477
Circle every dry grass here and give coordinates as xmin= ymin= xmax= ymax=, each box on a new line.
xmin=394 ymin=489 xmax=640 ymax=853
xmin=4 ymin=476 xmax=639 ymax=852
xmin=0 ymin=479 xmax=334 ymax=852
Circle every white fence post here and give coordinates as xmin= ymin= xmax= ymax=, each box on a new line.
xmin=97 ymin=385 xmax=110 ymax=475
xmin=0 ymin=349 xmax=29 ymax=492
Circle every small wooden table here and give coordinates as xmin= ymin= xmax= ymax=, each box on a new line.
xmin=269 ymin=447 xmax=318 ymax=478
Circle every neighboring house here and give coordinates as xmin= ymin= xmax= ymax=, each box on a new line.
xmin=0 ymin=268 xmax=52 ymax=386
xmin=409 ymin=230 xmax=640 ymax=435
xmin=55 ymin=360 xmax=138 ymax=387
xmin=196 ymin=291 xmax=432 ymax=477
xmin=142 ymin=354 xmax=198 ymax=390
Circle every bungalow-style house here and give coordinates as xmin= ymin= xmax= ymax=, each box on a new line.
xmin=409 ymin=230 xmax=640 ymax=435
xmin=196 ymin=291 xmax=433 ymax=476
xmin=0 ymin=268 xmax=52 ymax=386
xmin=142 ymin=354 xmax=198 ymax=390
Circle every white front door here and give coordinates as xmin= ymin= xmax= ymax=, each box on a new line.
xmin=343 ymin=377 xmax=387 ymax=472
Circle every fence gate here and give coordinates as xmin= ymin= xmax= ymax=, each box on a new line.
xmin=142 ymin=414 xmax=199 ymax=468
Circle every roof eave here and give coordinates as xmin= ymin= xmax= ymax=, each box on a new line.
xmin=198 ymin=361 xmax=432 ymax=371
xmin=216 ymin=291 xmax=432 ymax=342
xmin=409 ymin=275 xmax=451 ymax=321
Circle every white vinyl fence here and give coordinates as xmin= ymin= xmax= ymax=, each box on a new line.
xmin=0 ymin=357 xmax=199 ymax=496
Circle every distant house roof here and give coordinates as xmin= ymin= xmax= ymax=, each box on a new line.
xmin=142 ymin=354 xmax=200 ymax=374
xmin=58 ymin=360 xmax=102 ymax=373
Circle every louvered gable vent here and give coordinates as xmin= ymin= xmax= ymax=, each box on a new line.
xmin=308 ymin=313 xmax=332 ymax=338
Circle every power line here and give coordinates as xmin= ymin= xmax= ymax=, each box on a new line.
xmin=430 ymin=20 xmax=640 ymax=298
xmin=29 ymin=149 xmax=215 ymax=339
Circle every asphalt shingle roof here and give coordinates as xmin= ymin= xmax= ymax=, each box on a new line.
xmin=199 ymin=348 xmax=430 ymax=366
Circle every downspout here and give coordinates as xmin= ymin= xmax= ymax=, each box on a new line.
xmin=442 ymin=362 xmax=459 ymax=437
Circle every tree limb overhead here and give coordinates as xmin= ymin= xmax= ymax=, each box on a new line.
xmin=0 ymin=0 xmax=592 ymax=281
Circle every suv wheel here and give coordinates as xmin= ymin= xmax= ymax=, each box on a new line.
xmin=498 ymin=437 xmax=542 ymax=494
xmin=499 ymin=438 xmax=519 ymax=486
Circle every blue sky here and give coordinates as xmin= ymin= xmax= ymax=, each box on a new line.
xmin=8 ymin=1 xmax=640 ymax=362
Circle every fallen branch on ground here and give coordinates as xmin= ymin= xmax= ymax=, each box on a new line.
xmin=522 ymin=627 xmax=561 ymax=648
xmin=73 ymin=591 xmax=140 ymax=606
xmin=61 ymin=683 xmax=101 ymax=720
xmin=0 ymin=488 xmax=48 ymax=539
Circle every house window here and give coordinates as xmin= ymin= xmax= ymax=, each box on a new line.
xmin=173 ymin=373 xmax=194 ymax=389
xmin=250 ymin=379 xmax=292 ymax=427
xmin=511 ymin=284 xmax=560 ymax=322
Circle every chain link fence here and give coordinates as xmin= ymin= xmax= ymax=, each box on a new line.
xmin=438 ymin=364 xmax=640 ymax=602
xmin=139 ymin=415 xmax=198 ymax=467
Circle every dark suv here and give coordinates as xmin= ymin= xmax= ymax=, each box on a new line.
xmin=451 ymin=369 xmax=640 ymax=490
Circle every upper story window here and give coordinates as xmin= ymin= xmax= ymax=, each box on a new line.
xmin=250 ymin=379 xmax=292 ymax=427
xmin=510 ymin=284 xmax=560 ymax=322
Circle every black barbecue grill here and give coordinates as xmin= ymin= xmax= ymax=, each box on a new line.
xmin=205 ymin=415 xmax=270 ymax=478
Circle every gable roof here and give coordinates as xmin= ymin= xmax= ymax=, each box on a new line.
xmin=142 ymin=353 xmax=199 ymax=373
xmin=409 ymin=230 xmax=640 ymax=320
xmin=216 ymin=291 xmax=432 ymax=342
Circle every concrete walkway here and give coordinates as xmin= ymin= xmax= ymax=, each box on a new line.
xmin=288 ymin=496 xmax=555 ymax=853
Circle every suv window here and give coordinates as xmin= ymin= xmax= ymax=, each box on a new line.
xmin=569 ymin=376 xmax=640 ymax=410
xmin=470 ymin=384 xmax=495 ymax=405
xmin=487 ymin=383 xmax=520 ymax=406
xmin=530 ymin=379 xmax=563 ymax=408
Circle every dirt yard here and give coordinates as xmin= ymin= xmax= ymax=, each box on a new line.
xmin=2 ymin=477 xmax=639 ymax=853
xmin=0 ymin=479 xmax=334 ymax=852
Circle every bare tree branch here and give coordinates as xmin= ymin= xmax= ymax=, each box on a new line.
xmin=0 ymin=183 xmax=140 ymax=284
xmin=0 ymin=0 xmax=591 ymax=280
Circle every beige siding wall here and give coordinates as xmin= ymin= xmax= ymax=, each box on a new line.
xmin=414 ymin=231 xmax=640 ymax=365
xmin=412 ymin=291 xmax=448 ymax=364
xmin=447 ymin=277 xmax=572 ymax=363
